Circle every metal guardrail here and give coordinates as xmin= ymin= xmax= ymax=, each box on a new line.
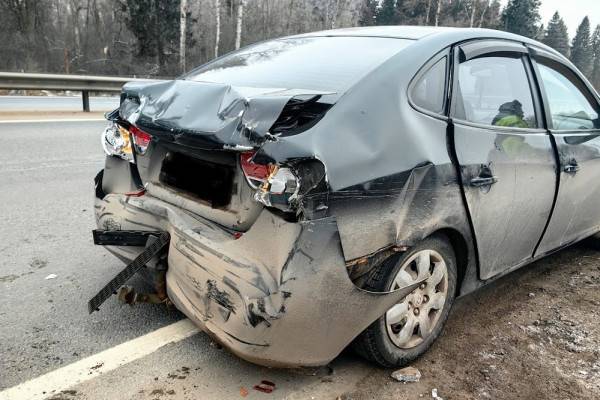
xmin=0 ymin=72 xmax=158 ymax=112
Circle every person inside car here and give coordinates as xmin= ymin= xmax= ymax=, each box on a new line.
xmin=492 ymin=99 xmax=529 ymax=128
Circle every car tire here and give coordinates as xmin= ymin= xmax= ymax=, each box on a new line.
xmin=352 ymin=234 xmax=457 ymax=368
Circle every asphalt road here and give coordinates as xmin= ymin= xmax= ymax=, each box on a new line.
xmin=0 ymin=120 xmax=376 ymax=400
xmin=0 ymin=96 xmax=119 ymax=112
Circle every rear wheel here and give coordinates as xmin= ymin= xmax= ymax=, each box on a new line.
xmin=353 ymin=235 xmax=457 ymax=367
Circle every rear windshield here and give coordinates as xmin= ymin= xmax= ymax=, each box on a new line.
xmin=184 ymin=36 xmax=412 ymax=93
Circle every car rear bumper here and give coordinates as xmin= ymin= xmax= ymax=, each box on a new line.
xmin=94 ymin=193 xmax=418 ymax=367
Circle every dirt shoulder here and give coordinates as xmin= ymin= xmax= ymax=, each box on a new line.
xmin=340 ymin=242 xmax=600 ymax=400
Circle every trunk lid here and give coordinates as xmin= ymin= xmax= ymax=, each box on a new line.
xmin=120 ymin=79 xmax=334 ymax=230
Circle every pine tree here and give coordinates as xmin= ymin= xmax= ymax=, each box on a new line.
xmin=358 ymin=0 xmax=379 ymax=26
xmin=501 ymin=0 xmax=541 ymax=39
xmin=543 ymin=12 xmax=570 ymax=57
xmin=571 ymin=16 xmax=593 ymax=77
xmin=376 ymin=0 xmax=398 ymax=25
xmin=591 ymin=25 xmax=600 ymax=91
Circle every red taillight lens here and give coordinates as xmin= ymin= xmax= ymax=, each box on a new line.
xmin=129 ymin=125 xmax=152 ymax=155
xmin=240 ymin=151 xmax=271 ymax=188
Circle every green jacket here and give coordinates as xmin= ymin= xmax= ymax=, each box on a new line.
xmin=494 ymin=115 xmax=528 ymax=128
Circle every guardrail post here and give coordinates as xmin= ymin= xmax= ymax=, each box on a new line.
xmin=82 ymin=90 xmax=90 ymax=112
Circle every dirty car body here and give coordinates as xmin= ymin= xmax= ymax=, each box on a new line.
xmin=93 ymin=27 xmax=600 ymax=367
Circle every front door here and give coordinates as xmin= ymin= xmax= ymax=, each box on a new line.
xmin=532 ymin=52 xmax=600 ymax=255
xmin=451 ymin=42 xmax=557 ymax=279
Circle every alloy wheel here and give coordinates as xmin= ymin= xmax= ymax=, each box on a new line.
xmin=385 ymin=249 xmax=449 ymax=349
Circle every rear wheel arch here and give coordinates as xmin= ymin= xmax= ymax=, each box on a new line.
xmin=352 ymin=233 xmax=458 ymax=367
xmin=428 ymin=228 xmax=469 ymax=297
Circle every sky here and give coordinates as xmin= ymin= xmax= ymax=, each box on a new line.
xmin=502 ymin=0 xmax=600 ymax=38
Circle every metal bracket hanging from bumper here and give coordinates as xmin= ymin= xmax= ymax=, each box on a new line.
xmin=88 ymin=231 xmax=170 ymax=314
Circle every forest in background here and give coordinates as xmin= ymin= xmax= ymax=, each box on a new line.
xmin=0 ymin=0 xmax=598 ymax=89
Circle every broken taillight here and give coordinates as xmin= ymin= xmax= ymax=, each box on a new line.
xmin=240 ymin=151 xmax=300 ymax=213
xmin=240 ymin=151 xmax=271 ymax=188
xmin=102 ymin=122 xmax=134 ymax=163
xmin=240 ymin=151 xmax=300 ymax=212
xmin=254 ymin=167 xmax=299 ymax=212
xmin=130 ymin=125 xmax=152 ymax=155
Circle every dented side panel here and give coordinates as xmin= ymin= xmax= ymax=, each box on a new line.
xmin=166 ymin=215 xmax=423 ymax=367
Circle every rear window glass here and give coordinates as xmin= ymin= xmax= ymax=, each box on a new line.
xmin=184 ymin=37 xmax=412 ymax=93
xmin=412 ymin=56 xmax=447 ymax=114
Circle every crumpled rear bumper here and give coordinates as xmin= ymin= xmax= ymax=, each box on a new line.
xmin=95 ymin=193 xmax=418 ymax=367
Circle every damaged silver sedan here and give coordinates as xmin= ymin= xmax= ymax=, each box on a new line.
xmin=90 ymin=26 xmax=600 ymax=367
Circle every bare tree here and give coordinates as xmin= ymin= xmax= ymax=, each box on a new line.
xmin=180 ymin=0 xmax=188 ymax=72
xmin=478 ymin=0 xmax=490 ymax=28
xmin=425 ymin=0 xmax=432 ymax=25
xmin=469 ymin=0 xmax=476 ymax=28
xmin=234 ymin=0 xmax=246 ymax=50
xmin=435 ymin=0 xmax=442 ymax=27
xmin=215 ymin=0 xmax=221 ymax=57
xmin=330 ymin=0 xmax=341 ymax=29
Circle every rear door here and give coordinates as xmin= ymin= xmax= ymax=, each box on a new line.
xmin=531 ymin=49 xmax=600 ymax=255
xmin=450 ymin=40 xmax=557 ymax=279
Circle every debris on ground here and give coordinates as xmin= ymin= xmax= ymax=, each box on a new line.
xmin=431 ymin=388 xmax=444 ymax=399
xmin=44 ymin=274 xmax=57 ymax=280
xmin=90 ymin=362 xmax=103 ymax=370
xmin=240 ymin=387 xmax=249 ymax=397
xmin=390 ymin=366 xmax=421 ymax=383
xmin=253 ymin=380 xmax=276 ymax=393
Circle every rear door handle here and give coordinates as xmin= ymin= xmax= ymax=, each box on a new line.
xmin=470 ymin=176 xmax=498 ymax=187
xmin=563 ymin=163 xmax=580 ymax=174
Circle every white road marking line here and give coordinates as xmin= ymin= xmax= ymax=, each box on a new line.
xmin=0 ymin=118 xmax=106 ymax=123
xmin=0 ymin=319 xmax=200 ymax=400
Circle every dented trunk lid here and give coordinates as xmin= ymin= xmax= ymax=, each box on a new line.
xmin=120 ymin=80 xmax=335 ymax=230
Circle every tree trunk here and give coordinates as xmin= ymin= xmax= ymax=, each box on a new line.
xmin=435 ymin=0 xmax=442 ymax=27
xmin=154 ymin=0 xmax=165 ymax=75
xmin=469 ymin=0 xmax=476 ymax=28
xmin=235 ymin=0 xmax=246 ymax=50
xmin=286 ymin=0 xmax=295 ymax=34
xmin=425 ymin=0 xmax=432 ymax=25
xmin=478 ymin=0 xmax=490 ymax=28
xmin=330 ymin=0 xmax=341 ymax=29
xmin=214 ymin=0 xmax=221 ymax=58
xmin=179 ymin=0 xmax=188 ymax=73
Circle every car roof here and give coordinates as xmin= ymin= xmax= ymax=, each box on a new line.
xmin=291 ymin=26 xmax=564 ymax=61
xmin=293 ymin=25 xmax=466 ymax=40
